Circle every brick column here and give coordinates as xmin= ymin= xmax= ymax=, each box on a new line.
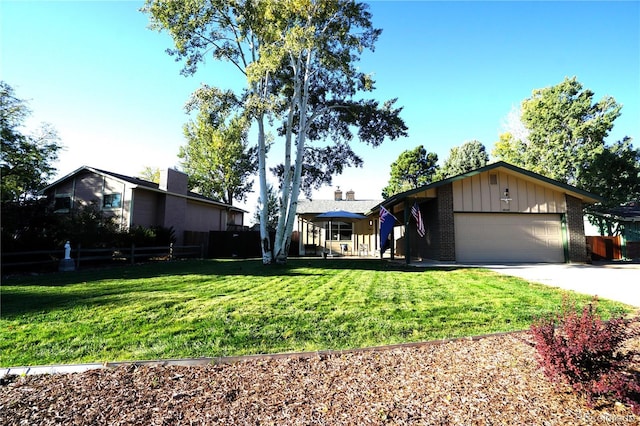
xmin=438 ymin=183 xmax=456 ymax=261
xmin=566 ymin=194 xmax=587 ymax=263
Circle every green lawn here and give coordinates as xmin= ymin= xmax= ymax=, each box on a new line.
xmin=0 ymin=259 xmax=632 ymax=367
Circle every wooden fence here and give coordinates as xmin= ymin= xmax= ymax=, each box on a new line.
xmin=586 ymin=235 xmax=622 ymax=261
xmin=208 ymin=231 xmax=299 ymax=258
xmin=1 ymin=244 xmax=204 ymax=273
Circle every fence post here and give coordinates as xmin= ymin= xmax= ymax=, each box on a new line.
xmin=169 ymin=242 xmax=174 ymax=261
xmin=76 ymin=243 xmax=81 ymax=270
xmin=200 ymin=243 xmax=204 ymax=259
xmin=131 ymin=243 xmax=135 ymax=265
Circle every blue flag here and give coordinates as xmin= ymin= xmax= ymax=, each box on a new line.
xmin=380 ymin=206 xmax=395 ymax=255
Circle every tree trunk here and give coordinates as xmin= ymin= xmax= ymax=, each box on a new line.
xmin=257 ymin=113 xmax=272 ymax=264
xmin=273 ymin=50 xmax=313 ymax=264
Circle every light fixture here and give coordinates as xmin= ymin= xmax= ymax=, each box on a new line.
xmin=501 ymin=188 xmax=512 ymax=204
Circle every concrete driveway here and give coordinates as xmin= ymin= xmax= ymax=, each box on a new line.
xmin=486 ymin=262 xmax=640 ymax=308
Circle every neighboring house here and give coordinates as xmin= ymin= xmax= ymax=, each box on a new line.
xmin=607 ymin=201 xmax=640 ymax=241
xmin=40 ymin=166 xmax=246 ymax=246
xmin=296 ymin=188 xmax=382 ymax=256
xmin=588 ymin=201 xmax=640 ymax=260
xmin=378 ymin=161 xmax=601 ymax=264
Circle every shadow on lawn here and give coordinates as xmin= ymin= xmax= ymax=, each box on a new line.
xmin=3 ymin=258 xmax=456 ymax=286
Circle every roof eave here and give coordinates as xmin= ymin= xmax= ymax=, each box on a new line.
xmin=373 ymin=161 xmax=602 ymax=212
xmin=39 ymin=166 xmax=245 ymax=212
xmin=39 ymin=166 xmax=145 ymax=196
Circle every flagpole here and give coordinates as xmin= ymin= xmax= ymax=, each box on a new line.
xmin=404 ymin=199 xmax=411 ymax=265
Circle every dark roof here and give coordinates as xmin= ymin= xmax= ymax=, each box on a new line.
xmin=610 ymin=201 xmax=640 ymax=219
xmin=40 ymin=166 xmax=246 ymax=213
xmin=92 ymin=167 xmax=160 ymax=190
xmin=371 ymin=161 xmax=602 ymax=214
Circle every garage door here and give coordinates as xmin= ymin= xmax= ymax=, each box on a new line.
xmin=454 ymin=213 xmax=565 ymax=263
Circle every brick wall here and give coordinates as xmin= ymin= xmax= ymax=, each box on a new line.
xmin=566 ymin=194 xmax=587 ymax=263
xmin=438 ymin=183 xmax=456 ymax=261
xmin=417 ymin=199 xmax=440 ymax=260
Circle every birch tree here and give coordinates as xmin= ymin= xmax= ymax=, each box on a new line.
xmin=260 ymin=1 xmax=407 ymax=263
xmin=144 ymin=0 xmax=407 ymax=264
xmin=144 ymin=0 xmax=278 ymax=262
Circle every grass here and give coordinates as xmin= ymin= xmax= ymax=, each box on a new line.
xmin=0 ymin=258 xmax=633 ymax=367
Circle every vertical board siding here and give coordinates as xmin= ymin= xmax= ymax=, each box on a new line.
xmin=471 ymin=174 xmax=482 ymax=211
xmin=517 ymin=179 xmax=528 ymax=212
xmin=453 ymin=170 xmax=568 ymax=213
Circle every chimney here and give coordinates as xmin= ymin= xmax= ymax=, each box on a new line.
xmin=159 ymin=168 xmax=188 ymax=195
xmin=334 ymin=186 xmax=343 ymax=201
xmin=346 ymin=189 xmax=355 ymax=201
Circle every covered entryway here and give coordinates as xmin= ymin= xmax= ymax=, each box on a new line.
xmin=454 ymin=213 xmax=565 ymax=263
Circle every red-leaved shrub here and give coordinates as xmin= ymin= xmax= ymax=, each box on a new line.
xmin=530 ymin=297 xmax=640 ymax=414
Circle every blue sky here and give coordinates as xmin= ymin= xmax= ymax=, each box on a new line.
xmin=2 ymin=1 xmax=639 ymax=216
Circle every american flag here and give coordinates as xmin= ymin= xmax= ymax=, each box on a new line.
xmin=411 ymin=202 xmax=425 ymax=238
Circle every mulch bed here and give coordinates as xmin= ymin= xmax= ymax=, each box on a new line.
xmin=1 ymin=332 xmax=638 ymax=425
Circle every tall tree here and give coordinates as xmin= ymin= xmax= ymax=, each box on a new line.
xmin=179 ymin=87 xmax=257 ymax=205
xmin=493 ymin=77 xmax=621 ymax=187
xmin=492 ymin=132 xmax=527 ymax=168
xmin=382 ymin=145 xmax=438 ymax=198
xmin=144 ymin=0 xmax=407 ymax=264
xmin=581 ymin=137 xmax=640 ymax=235
xmin=436 ymin=140 xmax=489 ymax=180
xmin=1 ymin=81 xmax=62 ymax=202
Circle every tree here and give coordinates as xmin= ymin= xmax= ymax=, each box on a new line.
xmin=436 ymin=140 xmax=489 ymax=180
xmin=382 ymin=145 xmax=438 ymax=198
xmin=500 ymin=105 xmax=530 ymax=145
xmin=493 ymin=77 xmax=621 ymax=187
xmin=581 ymin=137 xmax=640 ymax=235
xmin=253 ymin=184 xmax=279 ymax=231
xmin=179 ymin=87 xmax=257 ymax=205
xmin=1 ymin=81 xmax=62 ymax=202
xmin=492 ymin=132 xmax=527 ymax=168
xmin=144 ymin=0 xmax=407 ymax=264
xmin=139 ymin=166 xmax=160 ymax=183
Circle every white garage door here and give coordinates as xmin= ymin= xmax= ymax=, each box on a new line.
xmin=454 ymin=213 xmax=565 ymax=263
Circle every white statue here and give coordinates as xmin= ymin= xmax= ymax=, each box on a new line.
xmin=64 ymin=241 xmax=71 ymax=260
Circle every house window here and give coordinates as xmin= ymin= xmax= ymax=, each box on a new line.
xmin=54 ymin=194 xmax=71 ymax=213
xmin=325 ymin=221 xmax=352 ymax=241
xmin=489 ymin=174 xmax=498 ymax=185
xmin=103 ymin=193 xmax=122 ymax=209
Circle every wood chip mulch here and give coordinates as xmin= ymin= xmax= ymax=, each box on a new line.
xmin=1 ymin=333 xmax=638 ymax=425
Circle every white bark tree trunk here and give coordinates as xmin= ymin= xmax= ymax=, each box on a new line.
xmin=273 ymin=49 xmax=313 ymax=263
xmin=257 ymin=113 xmax=272 ymax=264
